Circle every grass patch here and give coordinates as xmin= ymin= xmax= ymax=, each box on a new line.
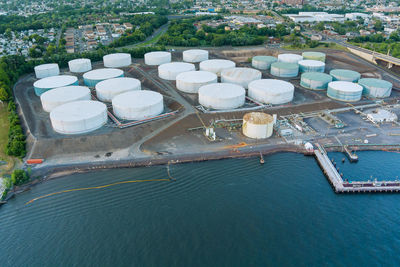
xmin=0 ymin=103 xmax=17 ymax=174
xmin=283 ymin=42 xmax=347 ymax=51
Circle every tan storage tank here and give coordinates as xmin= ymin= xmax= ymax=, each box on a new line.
xmin=242 ymin=112 xmax=274 ymax=139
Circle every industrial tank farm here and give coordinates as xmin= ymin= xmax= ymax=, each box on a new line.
xmin=50 ymin=100 xmax=107 ymax=134
xmin=183 ymin=49 xmax=209 ymax=63
xmin=270 ymin=62 xmax=299 ymax=78
xmin=199 ymin=59 xmax=236 ymax=76
xmin=327 ymin=81 xmax=363 ymax=102
xmin=40 ymin=86 xmax=91 ymax=112
xmin=330 ymin=69 xmax=361 ymax=82
xmin=68 ymin=58 xmax=92 ymax=73
xmin=248 ymin=79 xmax=294 ymax=105
xmin=300 ymin=72 xmax=333 ymax=90
xmin=34 ymin=63 xmax=60 ymax=79
xmin=198 ymin=83 xmax=245 ymax=110
xmin=103 ymin=53 xmax=132 ymax=68
xmin=112 ymin=90 xmax=164 ymax=120
xmin=302 ymin=51 xmax=326 ymax=62
xmin=242 ymin=112 xmax=274 ymax=139
xmin=145 ymin=51 xmax=171 ymax=65
xmin=158 ymin=62 xmax=195 ymax=80
xmin=83 ymin=68 xmax=124 ymax=87
xmin=95 ymin=77 xmax=141 ymax=102
xmin=278 ymin=53 xmax=303 ymax=63
xmin=33 ymin=75 xmax=78 ymax=96
xmin=298 ymin=60 xmax=325 ymax=73
xmin=221 ymin=67 xmax=262 ymax=89
xmin=176 ymin=71 xmax=217 ymax=93
xmin=252 ymin=56 xmax=277 ymax=70
xmin=358 ymin=78 xmax=392 ymax=98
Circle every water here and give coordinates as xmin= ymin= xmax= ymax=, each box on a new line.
xmin=1 ymin=152 xmax=400 ymax=266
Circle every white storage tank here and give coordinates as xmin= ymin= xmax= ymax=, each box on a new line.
xmin=302 ymin=51 xmax=326 ymax=62
xmin=83 ymin=68 xmax=124 ymax=87
xmin=183 ymin=49 xmax=209 ymax=63
xmin=34 ymin=63 xmax=60 ymax=79
xmin=298 ymin=60 xmax=325 ymax=73
xmin=158 ymin=62 xmax=195 ymax=80
xmin=68 ymin=58 xmax=92 ymax=73
xmin=242 ymin=112 xmax=274 ymax=139
xmin=199 ymin=59 xmax=236 ymax=76
xmin=248 ymin=79 xmax=294 ymax=105
xmin=300 ymin=72 xmax=332 ymax=90
xmin=40 ymin=86 xmax=91 ymax=112
xmin=103 ymin=53 xmax=131 ymax=68
xmin=198 ymin=83 xmax=245 ymax=110
xmin=112 ymin=90 xmax=164 ymax=120
xmin=145 ymin=51 xmax=172 ymax=65
xmin=327 ymin=81 xmax=363 ymax=102
xmin=95 ymin=77 xmax=141 ymax=102
xmin=358 ymin=78 xmax=392 ymax=98
xmin=50 ymin=100 xmax=107 ymax=134
xmin=330 ymin=69 xmax=361 ymax=82
xmin=252 ymin=56 xmax=277 ymax=70
xmin=33 ymin=75 xmax=78 ymax=96
xmin=278 ymin=53 xmax=303 ymax=63
xmin=221 ymin=67 xmax=262 ymax=89
xmin=270 ymin=62 xmax=299 ymax=78
xmin=176 ymin=71 xmax=217 ymax=93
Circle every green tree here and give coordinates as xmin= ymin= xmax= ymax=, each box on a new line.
xmin=11 ymin=169 xmax=29 ymax=186
xmin=0 ymin=86 xmax=9 ymax=101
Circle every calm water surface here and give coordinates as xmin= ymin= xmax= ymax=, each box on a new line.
xmin=1 ymin=152 xmax=400 ymax=266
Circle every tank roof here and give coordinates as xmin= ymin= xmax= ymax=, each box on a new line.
xmin=34 ymin=75 xmax=77 ymax=89
xmin=243 ymin=112 xmax=273 ymax=124
xmin=301 ymin=72 xmax=332 ymax=81
xmin=50 ymin=100 xmax=106 ymax=122
xmin=358 ymin=78 xmax=392 ymax=88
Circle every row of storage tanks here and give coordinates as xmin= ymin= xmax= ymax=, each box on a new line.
xmin=251 ymin=51 xmax=393 ymax=102
xmin=33 ymin=53 xmax=166 ymax=135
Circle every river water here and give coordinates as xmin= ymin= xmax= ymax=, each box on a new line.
xmin=1 ymin=152 xmax=400 ymax=266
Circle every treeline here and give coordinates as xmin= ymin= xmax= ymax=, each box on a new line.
xmin=108 ymin=15 xmax=168 ymax=48
xmin=350 ymin=32 xmax=400 ymax=43
xmin=157 ymin=17 xmax=289 ymax=47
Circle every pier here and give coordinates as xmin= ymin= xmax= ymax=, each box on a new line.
xmin=314 ymin=143 xmax=400 ymax=193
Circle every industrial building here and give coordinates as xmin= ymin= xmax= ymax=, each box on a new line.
xmin=103 ymin=53 xmax=132 ymax=68
xmin=358 ymin=78 xmax=392 ymax=98
xmin=183 ymin=49 xmax=209 ymax=63
xmin=145 ymin=51 xmax=171 ymax=65
xmin=300 ymin=72 xmax=333 ymax=90
xmin=221 ymin=67 xmax=262 ymax=89
xmin=175 ymin=71 xmax=217 ymax=93
xmin=330 ymin=69 xmax=361 ymax=82
xmin=83 ymin=68 xmax=124 ymax=87
xmin=158 ymin=62 xmax=195 ymax=80
xmin=327 ymin=81 xmax=363 ymax=102
xmin=298 ymin=60 xmax=325 ymax=73
xmin=95 ymin=77 xmax=141 ymax=102
xmin=50 ymin=100 xmax=107 ymax=134
xmin=33 ymin=75 xmax=78 ymax=96
xmin=40 ymin=86 xmax=91 ymax=112
xmin=242 ymin=112 xmax=274 ymax=139
xmin=252 ymin=56 xmax=277 ymax=70
xmin=199 ymin=59 xmax=236 ymax=76
xmin=270 ymin=62 xmax=299 ymax=78
xmin=366 ymin=109 xmax=398 ymax=123
xmin=34 ymin=63 xmax=60 ymax=79
xmin=112 ymin=90 xmax=164 ymax=120
xmin=198 ymin=83 xmax=245 ymax=110
xmin=248 ymin=79 xmax=294 ymax=105
xmin=68 ymin=58 xmax=92 ymax=73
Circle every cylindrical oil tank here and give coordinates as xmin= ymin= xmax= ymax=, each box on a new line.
xmin=302 ymin=51 xmax=326 ymax=62
xmin=103 ymin=53 xmax=131 ymax=68
xmin=298 ymin=60 xmax=325 ymax=73
xmin=248 ymin=79 xmax=294 ymax=105
xmin=95 ymin=77 xmax=141 ymax=102
xmin=176 ymin=71 xmax=217 ymax=93
xmin=198 ymin=83 xmax=245 ymax=110
xmin=327 ymin=81 xmax=363 ymax=102
xmin=40 ymin=86 xmax=91 ymax=112
xmin=199 ymin=59 xmax=236 ymax=76
xmin=300 ymin=72 xmax=332 ymax=90
xmin=252 ymin=56 xmax=277 ymax=70
xmin=83 ymin=68 xmax=124 ymax=87
xmin=145 ymin=51 xmax=171 ymax=65
xmin=34 ymin=63 xmax=60 ymax=79
xmin=221 ymin=67 xmax=262 ymax=89
xmin=33 ymin=75 xmax=78 ymax=96
xmin=278 ymin=53 xmax=303 ymax=63
xmin=270 ymin=62 xmax=299 ymax=78
xmin=112 ymin=90 xmax=163 ymax=120
xmin=242 ymin=112 xmax=274 ymax=139
xmin=183 ymin=49 xmax=209 ymax=63
xmin=50 ymin=100 xmax=107 ymax=134
xmin=68 ymin=58 xmax=92 ymax=73
xmin=158 ymin=62 xmax=195 ymax=80
xmin=358 ymin=78 xmax=392 ymax=98
xmin=330 ymin=69 xmax=361 ymax=82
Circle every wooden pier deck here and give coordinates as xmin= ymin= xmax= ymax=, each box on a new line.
xmin=314 ymin=143 xmax=400 ymax=193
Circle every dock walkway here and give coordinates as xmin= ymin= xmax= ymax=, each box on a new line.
xmin=314 ymin=144 xmax=400 ymax=193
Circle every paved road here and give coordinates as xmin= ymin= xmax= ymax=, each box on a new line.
xmin=117 ymin=22 xmax=169 ymax=50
